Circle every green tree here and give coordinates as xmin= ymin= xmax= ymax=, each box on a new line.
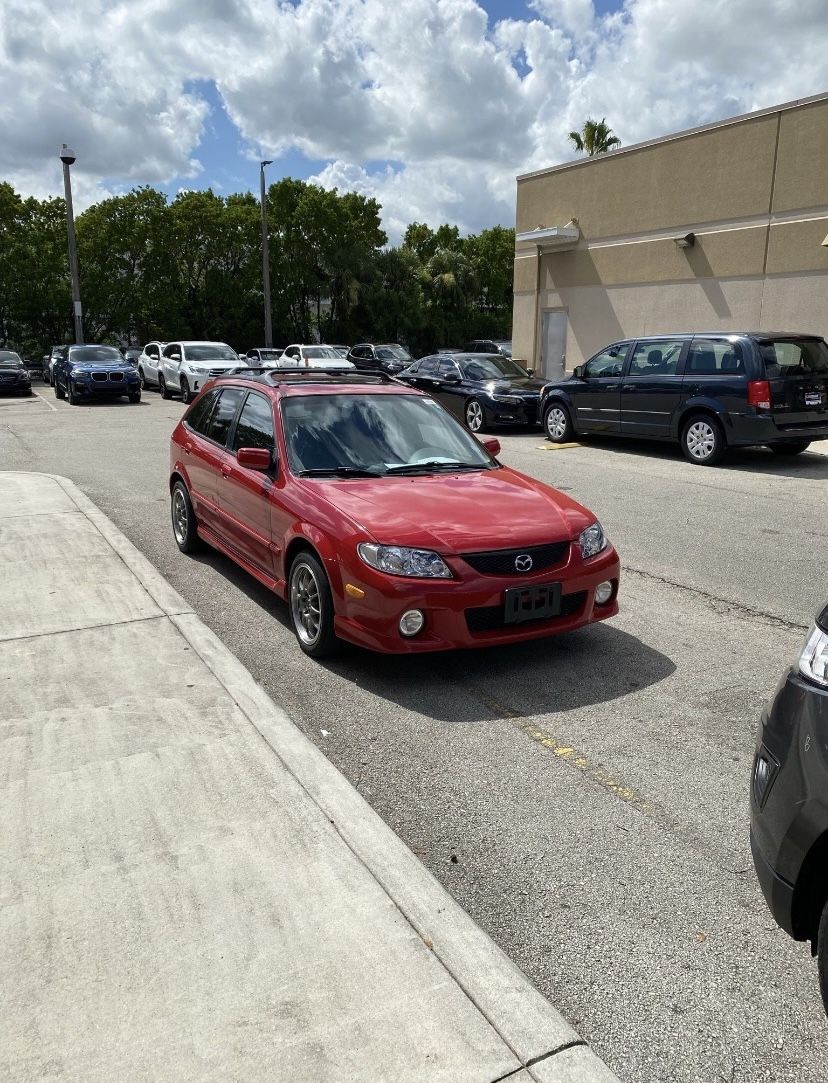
xmin=568 ymin=118 xmax=621 ymax=156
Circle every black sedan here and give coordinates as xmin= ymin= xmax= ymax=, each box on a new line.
xmin=398 ymin=353 xmax=545 ymax=432
xmin=0 ymin=351 xmax=33 ymax=395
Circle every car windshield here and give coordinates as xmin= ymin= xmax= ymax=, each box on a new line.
xmin=303 ymin=347 xmax=342 ymax=359
xmin=255 ymin=349 xmax=283 ymax=360
xmin=760 ymin=338 xmax=828 ymax=376
xmin=461 ymin=356 xmax=528 ymax=380
xmin=495 ymin=341 xmax=513 ymax=355
xmin=0 ymin=351 xmax=22 ymax=366
xmin=70 ymin=346 xmax=123 ymax=364
xmin=282 ymin=393 xmax=495 ymax=477
xmin=185 ymin=344 xmax=238 ymax=361
xmin=376 ymin=346 xmax=411 ymax=361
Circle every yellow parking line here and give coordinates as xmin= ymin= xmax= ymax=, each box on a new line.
xmin=537 ymin=442 xmax=582 ymax=451
xmin=464 ymin=683 xmax=648 ymax=812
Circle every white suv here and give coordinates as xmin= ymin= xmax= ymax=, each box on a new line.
xmin=280 ymin=344 xmax=355 ymax=370
xmin=136 ymin=341 xmax=167 ymax=389
xmin=159 ymin=341 xmax=242 ymax=402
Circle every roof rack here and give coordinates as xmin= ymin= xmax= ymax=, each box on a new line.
xmin=218 ymin=366 xmax=401 ymax=385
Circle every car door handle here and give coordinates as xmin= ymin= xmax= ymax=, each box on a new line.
xmin=221 ymin=467 xmax=231 ymax=479
xmin=184 ymin=442 xmax=192 ymax=455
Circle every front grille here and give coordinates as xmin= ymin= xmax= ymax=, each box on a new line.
xmin=92 ymin=372 xmax=107 ymax=382
xmin=0 ymin=374 xmax=15 ymax=383
xmin=208 ymin=367 xmax=228 ymax=377
xmin=109 ymin=371 xmax=124 ymax=382
xmin=465 ymin=591 xmax=586 ymax=634
xmin=462 ymin=541 xmax=570 ymax=576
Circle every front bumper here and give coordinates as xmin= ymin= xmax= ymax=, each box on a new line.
xmin=331 ymin=543 xmax=620 ymax=653
xmin=0 ymin=376 xmax=31 ymax=393
xmin=71 ymin=377 xmax=139 ymax=396
xmin=750 ymin=667 xmax=828 ymax=940
xmin=485 ymin=396 xmax=539 ymax=427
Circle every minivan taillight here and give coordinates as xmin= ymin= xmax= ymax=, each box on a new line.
xmin=747 ymin=379 xmax=772 ymax=411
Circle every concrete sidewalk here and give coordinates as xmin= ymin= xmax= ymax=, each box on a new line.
xmin=0 ymin=472 xmax=618 ymax=1083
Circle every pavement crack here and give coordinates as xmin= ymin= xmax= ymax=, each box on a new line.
xmin=622 ymin=564 xmax=809 ymax=631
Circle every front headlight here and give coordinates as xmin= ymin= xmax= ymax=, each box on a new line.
xmin=70 ymin=369 xmax=87 ymax=378
xmin=799 ymin=624 xmax=828 ymax=687
xmin=579 ymin=521 xmax=608 ymax=559
xmin=190 ymin=366 xmax=209 ymax=375
xmin=492 ymin=394 xmax=521 ymax=403
xmin=357 ymin=542 xmax=452 ymax=578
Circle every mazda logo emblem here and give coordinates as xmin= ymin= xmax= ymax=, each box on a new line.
xmin=515 ymin=554 xmax=533 ymax=572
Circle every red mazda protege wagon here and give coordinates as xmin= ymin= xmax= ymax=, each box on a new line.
xmin=169 ymin=370 xmax=620 ymax=657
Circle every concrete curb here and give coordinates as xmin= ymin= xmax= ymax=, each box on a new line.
xmin=29 ymin=472 xmax=619 ymax=1082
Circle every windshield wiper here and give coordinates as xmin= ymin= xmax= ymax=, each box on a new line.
xmin=297 ymin=466 xmax=386 ymax=478
xmin=385 ymin=460 xmax=486 ymax=475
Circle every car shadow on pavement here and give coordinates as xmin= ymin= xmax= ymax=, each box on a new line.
xmin=544 ymin=433 xmax=828 ymax=479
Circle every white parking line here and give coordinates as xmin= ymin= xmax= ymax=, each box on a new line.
xmin=32 ymin=390 xmax=59 ymax=412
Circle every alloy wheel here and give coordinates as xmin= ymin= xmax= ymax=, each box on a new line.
xmin=290 ymin=563 xmax=322 ymax=647
xmin=465 ymin=400 xmax=483 ymax=432
xmin=172 ymin=487 xmax=188 ymax=546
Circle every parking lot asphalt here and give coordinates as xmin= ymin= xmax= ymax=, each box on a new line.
xmin=2 ymin=385 xmax=828 ymax=1082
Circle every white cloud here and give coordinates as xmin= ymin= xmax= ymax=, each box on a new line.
xmin=1 ymin=0 xmax=826 ymax=228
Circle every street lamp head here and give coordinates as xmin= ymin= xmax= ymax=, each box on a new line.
xmin=59 ymin=144 xmax=76 ymax=166
xmin=261 ymin=159 xmax=273 ymax=168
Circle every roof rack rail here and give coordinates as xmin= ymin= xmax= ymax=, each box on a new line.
xmin=216 ymin=366 xmax=401 ymax=385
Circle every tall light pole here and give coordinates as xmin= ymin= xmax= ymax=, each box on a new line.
xmin=59 ymin=144 xmax=84 ymax=344
xmin=259 ymin=160 xmax=273 ymax=348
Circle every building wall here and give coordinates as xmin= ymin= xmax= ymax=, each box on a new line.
xmin=513 ymin=95 xmax=828 ymax=371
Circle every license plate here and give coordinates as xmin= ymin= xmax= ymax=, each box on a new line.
xmin=804 ymin=391 xmax=823 ymax=408
xmin=504 ymin=582 xmax=562 ymax=624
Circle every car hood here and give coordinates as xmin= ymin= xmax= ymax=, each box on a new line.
xmin=185 ymin=358 xmax=239 ymax=368
xmin=306 ymin=466 xmax=595 ymax=552
xmin=70 ymin=361 xmax=126 ymax=370
xmin=488 ymin=376 xmax=547 ymax=394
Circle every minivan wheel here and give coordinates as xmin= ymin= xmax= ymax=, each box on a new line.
xmin=681 ymin=414 xmax=725 ymax=466
xmin=818 ymin=899 xmax=828 ymax=1016
xmin=288 ymin=551 xmax=338 ymax=659
xmin=770 ymin=441 xmax=810 ymax=456
xmin=170 ymin=480 xmax=201 ymax=554
xmin=544 ymin=402 xmax=574 ymax=443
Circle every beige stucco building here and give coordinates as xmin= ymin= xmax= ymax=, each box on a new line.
xmin=512 ymin=92 xmax=828 ymax=378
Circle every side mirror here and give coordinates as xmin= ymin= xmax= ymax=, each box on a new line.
xmin=481 ymin=436 xmax=501 ymax=457
xmin=442 ymin=374 xmax=461 ymax=385
xmin=237 ymin=447 xmax=272 ymax=471
xmin=526 ymin=368 xmax=535 ymax=377
xmin=573 ymin=365 xmax=585 ymax=378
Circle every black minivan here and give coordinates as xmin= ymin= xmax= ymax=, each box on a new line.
xmin=751 ymin=602 xmax=828 ymax=1013
xmin=539 ymin=333 xmax=828 ymax=465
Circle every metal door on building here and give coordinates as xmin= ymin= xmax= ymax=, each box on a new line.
xmin=541 ymin=309 xmax=567 ymax=379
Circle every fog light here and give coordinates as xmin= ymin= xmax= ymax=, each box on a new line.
xmin=595 ymin=580 xmax=613 ymax=605
xmin=753 ymin=751 xmax=777 ymax=807
xmin=399 ymin=609 xmax=425 ymax=637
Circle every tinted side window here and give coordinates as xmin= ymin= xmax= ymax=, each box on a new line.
xmin=686 ymin=339 xmax=745 ymax=375
xmin=146 ymin=344 xmax=158 ymax=359
xmin=231 ymin=392 xmax=275 ymax=452
xmin=628 ymin=340 xmax=685 ymax=376
xmin=437 ymin=359 xmax=461 ymax=379
xmin=185 ymin=389 xmax=219 ymax=434
xmin=419 ymin=358 xmax=439 ymax=376
xmin=204 ymin=388 xmax=246 ymax=446
xmin=163 ymin=343 xmax=180 ymax=358
xmin=584 ymin=348 xmax=625 ymax=378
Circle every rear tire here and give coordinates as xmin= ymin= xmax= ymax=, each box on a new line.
xmin=680 ymin=413 xmax=725 ymax=466
xmin=159 ymin=372 xmax=171 ymax=400
xmin=288 ymin=551 xmax=338 ymax=659
xmin=170 ymin=480 xmax=201 ymax=554
xmin=769 ymin=441 xmax=810 ymax=456
xmin=544 ymin=401 xmax=574 ymax=443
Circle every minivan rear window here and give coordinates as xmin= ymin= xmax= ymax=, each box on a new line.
xmin=759 ymin=339 xmax=828 ymax=376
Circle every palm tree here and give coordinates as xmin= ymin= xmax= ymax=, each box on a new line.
xmin=569 ymin=118 xmax=621 ymax=156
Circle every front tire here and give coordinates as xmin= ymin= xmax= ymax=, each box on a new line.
xmin=769 ymin=441 xmax=810 ymax=456
xmin=544 ymin=401 xmax=574 ymax=443
xmin=66 ymin=378 xmax=77 ymax=405
xmin=680 ymin=413 xmax=725 ymax=466
xmin=159 ymin=372 xmax=171 ymax=400
xmin=180 ymin=376 xmax=193 ymax=404
xmin=288 ymin=551 xmax=338 ymax=658
xmin=819 ymin=899 xmax=828 ymax=1016
xmin=129 ymin=391 xmax=141 ymax=404
xmin=465 ymin=398 xmax=485 ymax=433
xmin=54 ymin=377 xmax=65 ymax=400
xmin=138 ymin=367 xmax=146 ymax=390
xmin=170 ymin=480 xmax=201 ymax=554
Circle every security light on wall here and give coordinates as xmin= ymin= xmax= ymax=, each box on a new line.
xmin=673 ymin=232 xmax=695 ymax=249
